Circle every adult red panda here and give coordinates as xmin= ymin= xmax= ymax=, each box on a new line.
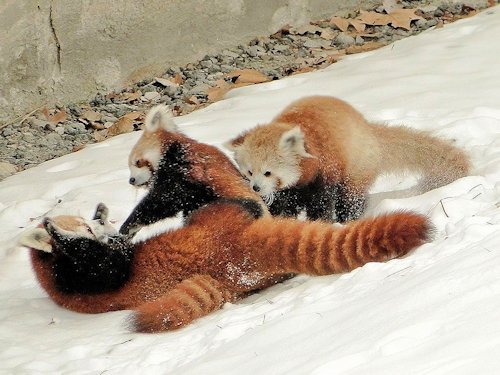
xmin=226 ymin=96 xmax=471 ymax=223
xmin=124 ymin=104 xmax=266 ymax=231
xmin=20 ymin=201 xmax=432 ymax=333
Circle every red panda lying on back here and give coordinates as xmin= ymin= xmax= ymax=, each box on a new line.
xmin=20 ymin=200 xmax=432 ymax=333
xmin=226 ymin=96 xmax=471 ymax=223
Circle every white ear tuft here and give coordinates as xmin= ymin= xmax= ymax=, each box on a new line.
xmin=278 ymin=127 xmax=313 ymax=158
xmin=223 ymin=139 xmax=241 ymax=152
xmin=224 ymin=131 xmax=248 ymax=152
xmin=145 ymin=104 xmax=178 ymax=133
xmin=18 ymin=228 xmax=53 ymax=252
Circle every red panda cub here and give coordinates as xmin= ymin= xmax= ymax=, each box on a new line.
xmin=226 ymin=96 xmax=470 ymax=223
xmin=20 ymin=201 xmax=433 ymax=333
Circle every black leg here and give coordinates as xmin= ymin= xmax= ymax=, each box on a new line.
xmin=334 ymin=183 xmax=366 ymax=223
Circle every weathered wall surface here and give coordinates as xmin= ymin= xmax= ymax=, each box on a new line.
xmin=0 ymin=0 xmax=377 ymax=124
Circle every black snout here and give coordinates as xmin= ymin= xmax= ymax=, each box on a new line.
xmin=252 ymin=185 xmax=260 ymax=193
xmin=129 ymin=177 xmax=136 ymax=185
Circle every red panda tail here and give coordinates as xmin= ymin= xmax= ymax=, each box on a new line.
xmin=129 ymin=275 xmax=235 ymax=333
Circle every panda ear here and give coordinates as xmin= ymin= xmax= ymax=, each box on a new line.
xmin=144 ymin=105 xmax=178 ymax=133
xmin=18 ymin=228 xmax=53 ymax=252
xmin=278 ymin=127 xmax=313 ymax=158
xmin=224 ymin=131 xmax=249 ymax=152
xmin=93 ymin=203 xmax=109 ymax=221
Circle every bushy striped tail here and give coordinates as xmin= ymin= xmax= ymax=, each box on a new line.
xmin=130 ymin=275 xmax=235 ymax=333
xmin=249 ymin=211 xmax=433 ymax=275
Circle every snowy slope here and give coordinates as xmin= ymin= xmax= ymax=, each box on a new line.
xmin=1 ymin=6 xmax=500 ymax=374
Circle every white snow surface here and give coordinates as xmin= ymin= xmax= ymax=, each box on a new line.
xmin=2 ymin=7 xmax=500 ymax=374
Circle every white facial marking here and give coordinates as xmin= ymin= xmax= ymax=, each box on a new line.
xmin=129 ymin=148 xmax=162 ymax=187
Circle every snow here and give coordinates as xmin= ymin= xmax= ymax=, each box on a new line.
xmin=1 ymin=6 xmax=500 ymax=374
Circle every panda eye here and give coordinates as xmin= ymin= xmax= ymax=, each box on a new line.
xmin=135 ymin=160 xmax=141 ymax=167
xmin=248 ymin=170 xmax=253 ymax=176
xmin=99 ymin=219 xmax=105 ymax=226
xmin=85 ymin=226 xmax=93 ymax=234
xmin=264 ymin=171 xmax=271 ymax=177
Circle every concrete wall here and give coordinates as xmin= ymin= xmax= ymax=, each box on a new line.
xmin=0 ymin=0 xmax=377 ymax=124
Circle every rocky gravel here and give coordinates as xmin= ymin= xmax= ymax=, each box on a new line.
xmin=0 ymin=0 xmax=493 ymax=181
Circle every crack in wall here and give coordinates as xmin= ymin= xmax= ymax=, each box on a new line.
xmin=49 ymin=3 xmax=61 ymax=71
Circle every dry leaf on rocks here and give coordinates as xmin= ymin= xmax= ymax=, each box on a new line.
xmin=41 ymin=108 xmax=67 ymax=124
xmin=90 ymin=122 xmax=105 ymax=130
xmin=154 ymin=77 xmax=179 ymax=87
xmin=72 ymin=145 xmax=86 ymax=152
xmin=388 ymin=8 xmax=424 ymax=30
xmin=207 ymin=80 xmax=233 ymax=102
xmin=346 ymin=41 xmax=386 ymax=54
xmin=81 ymin=110 xmax=101 ymax=122
xmin=349 ymin=19 xmax=366 ymax=32
xmin=122 ymin=111 xmax=143 ymax=121
xmin=121 ymin=91 xmax=141 ymax=103
xmin=226 ymin=69 xmax=271 ymax=84
xmin=329 ymin=17 xmax=366 ymax=33
xmin=171 ymin=74 xmax=184 ymax=85
xmin=93 ymin=130 xmax=108 ymax=142
xmin=320 ymin=28 xmax=337 ymax=40
xmin=106 ymin=117 xmax=134 ymax=137
xmin=291 ymin=24 xmax=323 ymax=35
xmin=329 ymin=17 xmax=350 ymax=31
xmin=358 ymin=11 xmax=392 ymax=26
xmin=185 ymin=96 xmax=200 ymax=105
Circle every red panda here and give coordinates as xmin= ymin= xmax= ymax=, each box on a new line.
xmin=226 ymin=96 xmax=471 ymax=223
xmin=124 ymin=104 xmax=265 ymax=232
xmin=20 ymin=201 xmax=433 ymax=333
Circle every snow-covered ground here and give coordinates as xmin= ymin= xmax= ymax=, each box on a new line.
xmin=2 ymin=6 xmax=500 ymax=374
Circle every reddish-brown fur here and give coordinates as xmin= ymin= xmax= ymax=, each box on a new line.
xmin=231 ymin=95 xmax=470 ymax=200
xmin=31 ymin=202 xmax=432 ymax=332
xmin=143 ymin=128 xmax=266 ymax=210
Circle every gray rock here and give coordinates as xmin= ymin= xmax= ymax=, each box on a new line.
xmin=426 ymin=19 xmax=439 ymax=28
xmin=334 ymin=32 xmax=356 ymax=48
xmin=355 ymin=36 xmax=364 ymax=45
xmin=303 ymin=39 xmax=325 ymax=49
xmin=222 ymin=49 xmax=240 ymax=59
xmin=65 ymin=122 xmax=87 ymax=135
xmin=2 ymin=127 xmax=14 ymax=137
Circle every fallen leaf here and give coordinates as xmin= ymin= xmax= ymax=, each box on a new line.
xmin=357 ymin=10 xmax=392 ymax=26
xmin=93 ymin=129 xmax=108 ymax=142
xmin=291 ymin=24 xmax=323 ymax=35
xmin=90 ymin=122 xmax=105 ymax=130
xmin=207 ymin=85 xmax=232 ymax=102
xmin=171 ymin=74 xmax=184 ymax=85
xmin=185 ymin=96 xmax=200 ymax=105
xmin=121 ymin=91 xmax=141 ymax=103
xmin=154 ymin=77 xmax=179 ymax=87
xmin=106 ymin=117 xmax=134 ymax=137
xmin=81 ymin=110 xmax=101 ymax=122
xmin=320 ymin=28 xmax=337 ymax=40
xmin=226 ymin=69 xmax=271 ymax=84
xmin=72 ymin=145 xmax=86 ymax=152
xmin=329 ymin=17 xmax=366 ymax=33
xmin=41 ymin=108 xmax=67 ymax=124
xmin=291 ymin=67 xmax=315 ymax=75
xmin=388 ymin=8 xmax=424 ymax=30
xmin=345 ymin=41 xmax=386 ymax=54
xmin=329 ymin=17 xmax=350 ymax=31
xmin=122 ymin=111 xmax=143 ymax=121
